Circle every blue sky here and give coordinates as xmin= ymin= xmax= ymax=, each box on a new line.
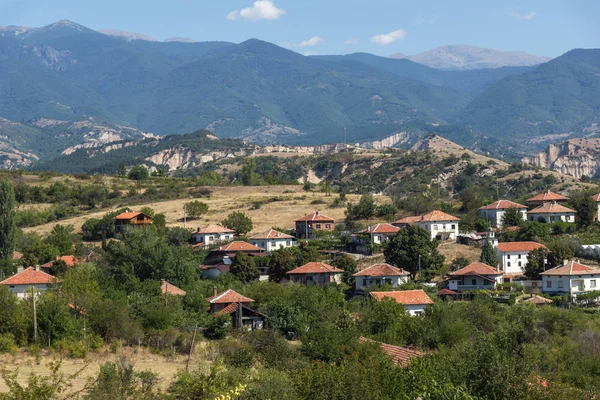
xmin=1 ymin=0 xmax=599 ymax=57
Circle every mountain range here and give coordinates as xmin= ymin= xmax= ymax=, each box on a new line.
xmin=0 ymin=19 xmax=599 ymax=170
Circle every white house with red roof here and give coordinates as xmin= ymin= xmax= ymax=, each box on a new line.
xmin=526 ymin=190 xmax=568 ymax=209
xmin=40 ymin=255 xmax=79 ymax=274
xmin=447 ymin=262 xmax=503 ymax=291
xmin=495 ymin=242 xmax=548 ymax=277
xmin=527 ymin=202 xmax=576 ymax=223
xmin=294 ymin=211 xmax=335 ymax=239
xmin=287 ymin=262 xmax=343 ymax=286
xmin=541 ymin=260 xmax=600 ymax=298
xmin=191 ymin=224 xmax=235 ymax=247
xmin=249 ymin=229 xmax=296 ymax=251
xmin=370 ymin=290 xmax=434 ymax=316
xmin=393 ymin=210 xmax=459 ymax=240
xmin=0 ymin=267 xmax=57 ymax=298
xmin=205 ymin=288 xmax=265 ymax=330
xmin=478 ymin=200 xmax=527 ymax=228
xmin=352 ymin=223 xmax=399 ymax=254
xmin=353 ymin=263 xmax=409 ymax=291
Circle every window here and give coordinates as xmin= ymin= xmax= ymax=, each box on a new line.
xmin=209 ymin=236 xmax=214 ymax=241
xmin=363 ymin=279 xmax=367 ymax=286
xmin=225 ymin=235 xmax=230 ymax=240
xmin=518 ymin=262 xmax=522 ymax=267
xmin=518 ymin=254 xmax=522 ymax=259
xmin=507 ymin=262 xmax=511 ymax=267
xmin=286 ymin=241 xmax=291 ymax=246
xmin=471 ymin=279 xmax=477 ymax=286
xmin=433 ymin=225 xmax=438 ymax=230
xmin=592 ymin=280 xmax=597 ymax=288
xmin=558 ymin=280 xmax=563 ymax=288
xmin=546 ymin=280 xmax=552 ymax=288
xmin=507 ymin=255 xmax=511 ymax=259
xmin=316 ymin=224 xmax=321 ymax=229
xmin=325 ymin=224 xmax=331 ymax=229
xmin=451 ymin=224 xmax=456 ymax=229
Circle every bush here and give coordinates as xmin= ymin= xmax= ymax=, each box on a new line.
xmin=218 ymin=339 xmax=254 ymax=368
xmin=0 ymin=333 xmax=17 ymax=354
xmin=204 ymin=314 xmax=230 ymax=340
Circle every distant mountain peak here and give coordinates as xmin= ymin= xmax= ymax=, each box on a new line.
xmin=164 ymin=37 xmax=195 ymax=43
xmin=98 ymin=29 xmax=157 ymax=42
xmin=389 ymin=52 xmax=406 ymax=59
xmin=394 ymin=44 xmax=550 ymax=70
xmin=46 ymin=20 xmax=87 ymax=31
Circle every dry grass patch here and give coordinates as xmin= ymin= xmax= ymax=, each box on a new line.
xmin=438 ymin=241 xmax=482 ymax=264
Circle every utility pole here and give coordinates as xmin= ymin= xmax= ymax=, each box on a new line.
xmin=183 ymin=204 xmax=187 ymax=229
xmin=31 ymin=287 xmax=37 ymax=344
xmin=186 ymin=323 xmax=198 ymax=371
xmin=305 ymin=214 xmax=308 ymax=241
xmin=418 ymin=255 xmax=422 ymax=280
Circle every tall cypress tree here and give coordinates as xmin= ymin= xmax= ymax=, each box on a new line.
xmin=479 ymin=240 xmax=499 ymax=268
xmin=0 ymin=180 xmax=16 ymax=260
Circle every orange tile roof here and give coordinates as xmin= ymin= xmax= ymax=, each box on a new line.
xmin=295 ymin=211 xmax=335 ymax=222
xmin=11 ymin=251 xmax=23 ymax=261
xmin=526 ymin=190 xmax=568 ymax=203
xmin=357 ymin=223 xmax=400 ymax=234
xmin=41 ymin=255 xmax=77 ymax=268
xmin=370 ymin=289 xmax=434 ymax=305
xmin=359 ymin=337 xmax=424 ymax=367
xmin=214 ymin=302 xmax=239 ymax=317
xmin=540 ymin=260 xmax=600 ymax=276
xmin=593 ymin=193 xmax=600 ymax=202
xmin=496 ymin=241 xmax=547 ymax=253
xmin=216 ymin=241 xmax=262 ymax=252
xmin=418 ymin=210 xmax=459 ymax=222
xmin=195 ymin=224 xmax=235 ymax=234
xmin=438 ymin=288 xmax=458 ymax=296
xmin=249 ymin=229 xmax=294 ymax=240
xmin=528 ymin=203 xmax=576 ymax=214
xmin=0 ymin=267 xmax=57 ymax=285
xmin=523 ymin=295 xmax=553 ymax=304
xmin=449 ymin=262 xmax=502 ymax=277
xmin=115 ymin=211 xmax=144 ymax=220
xmin=205 ymin=289 xmax=254 ymax=304
xmin=354 ymin=263 xmax=409 ymax=277
xmin=287 ymin=262 xmax=343 ymax=275
xmin=479 ymin=200 xmax=527 ymax=210
xmin=393 ymin=216 xmax=422 ymax=225
xmin=161 ymin=280 xmax=186 ymax=296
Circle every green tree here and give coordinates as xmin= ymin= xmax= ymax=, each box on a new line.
xmin=230 ymin=252 xmax=259 ymax=283
xmin=502 ymin=207 xmax=524 ymax=227
xmin=547 ymin=239 xmax=577 ymax=268
xmin=117 ymin=162 xmax=127 ymax=178
xmin=167 ymin=227 xmax=192 ymax=246
xmin=241 ymin=157 xmax=258 ymax=186
xmin=346 ymin=194 xmax=376 ymax=220
xmin=185 ymin=201 xmax=209 ymax=220
xmin=330 ymin=254 xmax=357 ymax=285
xmin=384 ymin=225 xmax=445 ymax=280
xmin=569 ymin=190 xmax=597 ymax=228
xmin=127 ymin=165 xmax=149 ymax=181
xmin=479 ymin=240 xmax=499 ymax=268
xmin=0 ymin=180 xmax=16 ymax=260
xmin=44 ymin=224 xmax=75 ymax=255
xmin=525 ymin=247 xmax=549 ymax=280
xmin=268 ymin=247 xmax=300 ymax=282
xmin=222 ymin=212 xmax=253 ymax=236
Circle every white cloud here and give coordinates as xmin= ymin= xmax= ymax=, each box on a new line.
xmin=370 ymin=29 xmax=407 ymax=45
xmin=299 ymin=36 xmax=324 ymax=47
xmin=344 ymin=39 xmax=358 ymax=45
xmin=227 ymin=1 xmax=286 ymax=21
xmin=511 ymin=11 xmax=536 ymax=20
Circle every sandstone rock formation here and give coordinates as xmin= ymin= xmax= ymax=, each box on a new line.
xmin=523 ymin=138 xmax=600 ymax=178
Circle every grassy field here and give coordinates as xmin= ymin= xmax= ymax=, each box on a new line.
xmin=0 ymin=346 xmax=204 ymax=394
xmin=24 ymin=185 xmax=393 ymax=236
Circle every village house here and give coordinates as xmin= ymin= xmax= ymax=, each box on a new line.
xmin=0 ymin=267 xmax=57 ymax=298
xmin=202 ymin=241 xmax=265 ymax=266
xmin=541 ymin=260 xmax=600 ymax=298
xmin=294 ymin=211 xmax=335 ymax=239
xmin=249 ymin=229 xmax=296 ymax=251
xmin=370 ymin=290 xmax=434 ymax=316
xmin=394 ymin=210 xmax=459 ymax=241
xmin=359 ymin=337 xmax=424 ymax=367
xmin=522 ymin=295 xmax=553 ymax=306
xmin=205 ymin=289 xmax=265 ymax=330
xmin=191 ymin=224 xmax=235 ymax=247
xmin=114 ymin=211 xmax=153 ymax=234
xmin=495 ymin=241 xmax=548 ymax=278
xmin=447 ymin=262 xmax=503 ymax=291
xmin=526 ymin=190 xmax=568 ymax=209
xmin=352 ymin=223 xmax=399 ymax=253
xmin=40 ymin=255 xmax=79 ymax=274
xmin=160 ymin=279 xmax=186 ymax=296
xmin=353 ymin=263 xmax=410 ymax=291
xmin=527 ymin=202 xmax=576 ymax=223
xmin=478 ymin=200 xmax=527 ymax=228
xmin=286 ymin=262 xmax=343 ymax=286
xmin=593 ymin=193 xmax=600 ymax=221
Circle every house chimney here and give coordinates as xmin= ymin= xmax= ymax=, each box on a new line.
xmin=34 ymin=265 xmax=39 ymax=272
xmin=563 ymin=259 xmax=569 ymax=266
xmin=17 ymin=266 xmax=23 ymax=274
xmin=315 ymin=210 xmax=319 ymax=215
xmin=213 ymin=286 xmax=218 ymax=297
xmin=197 ymin=227 xmax=200 ymax=233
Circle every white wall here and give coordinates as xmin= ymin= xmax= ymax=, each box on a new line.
xmin=192 ymin=232 xmax=233 ymax=245
xmin=250 ymin=238 xmax=295 ymax=251
xmin=5 ymin=284 xmax=49 ymax=299
xmin=497 ymin=250 xmax=530 ymax=274
xmin=528 ymin=213 xmax=575 ymax=223
xmin=542 ymin=274 xmax=600 ymax=295
xmin=479 ymin=209 xmax=527 ymax=228
xmin=416 ymin=221 xmax=459 ymax=240
xmin=355 ymin=275 xmax=408 ymax=291
xmin=405 ymin=304 xmax=428 ymax=316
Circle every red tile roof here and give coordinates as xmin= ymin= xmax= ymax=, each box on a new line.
xmin=115 ymin=211 xmax=144 ymax=220
xmin=370 ymin=289 xmax=434 ymax=305
xmin=496 ymin=241 xmax=547 ymax=253
xmin=359 ymin=337 xmax=424 ymax=367
xmin=161 ymin=280 xmax=186 ymax=296
xmin=11 ymin=251 xmax=23 ymax=261
xmin=214 ymin=302 xmax=239 ymax=317
xmin=449 ymin=262 xmax=502 ymax=277
xmin=249 ymin=229 xmax=294 ymax=240
xmin=540 ymin=260 xmax=600 ymax=276
xmin=41 ymin=255 xmax=77 ymax=268
xmin=419 ymin=210 xmax=459 ymax=222
xmin=593 ymin=193 xmax=600 ymax=202
xmin=479 ymin=200 xmax=527 ymax=210
xmin=216 ymin=241 xmax=262 ymax=252
xmin=0 ymin=267 xmax=57 ymax=285
xmin=295 ymin=211 xmax=335 ymax=222
xmin=523 ymin=295 xmax=553 ymax=304
xmin=354 ymin=263 xmax=409 ymax=277
xmin=357 ymin=223 xmax=400 ymax=235
xmin=205 ymin=289 xmax=254 ymax=304
xmin=528 ymin=203 xmax=576 ymax=214
xmin=195 ymin=224 xmax=235 ymax=234
xmin=287 ymin=262 xmax=343 ymax=275
xmin=393 ymin=216 xmax=422 ymax=225
xmin=526 ymin=190 xmax=568 ymax=203
xmin=438 ymin=288 xmax=458 ymax=296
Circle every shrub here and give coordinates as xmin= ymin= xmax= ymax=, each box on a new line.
xmin=0 ymin=333 xmax=17 ymax=354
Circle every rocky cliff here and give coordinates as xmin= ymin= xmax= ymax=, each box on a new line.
xmin=523 ymin=138 xmax=600 ymax=178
